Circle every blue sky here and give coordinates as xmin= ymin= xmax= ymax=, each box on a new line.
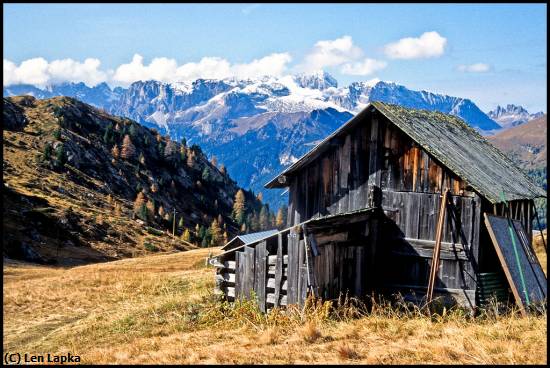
xmin=3 ymin=3 xmax=547 ymax=112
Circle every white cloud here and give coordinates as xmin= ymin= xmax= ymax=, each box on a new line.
xmin=340 ymin=58 xmax=387 ymax=76
xmin=384 ymin=31 xmax=447 ymax=59
xmin=298 ymin=35 xmax=363 ymax=72
xmin=112 ymin=53 xmax=292 ymax=86
xmin=3 ymin=57 xmax=109 ymax=87
xmin=4 ymin=53 xmax=292 ymax=87
xmin=231 ymin=53 xmax=292 ymax=80
xmin=457 ymin=63 xmax=491 ymax=73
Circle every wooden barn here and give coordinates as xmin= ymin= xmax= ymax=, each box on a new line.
xmin=210 ymin=101 xmax=546 ymax=314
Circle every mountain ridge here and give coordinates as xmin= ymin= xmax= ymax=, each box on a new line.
xmin=3 ymin=74 xmax=506 ymax=208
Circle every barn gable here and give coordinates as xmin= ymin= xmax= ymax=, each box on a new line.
xmin=265 ymin=101 xmax=545 ymax=204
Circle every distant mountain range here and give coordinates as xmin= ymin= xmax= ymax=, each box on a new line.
xmin=4 ymin=73 xmax=542 ymax=208
xmin=488 ymin=104 xmax=544 ymax=131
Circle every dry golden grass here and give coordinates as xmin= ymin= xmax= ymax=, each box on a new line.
xmin=3 ymin=247 xmax=547 ymax=364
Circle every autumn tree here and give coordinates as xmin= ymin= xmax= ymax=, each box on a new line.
xmin=111 ymin=145 xmax=120 ymax=160
xmin=256 ymin=192 xmax=263 ymax=202
xmin=219 ymin=164 xmax=227 ymax=177
xmin=133 ymin=191 xmax=148 ymax=221
xmin=276 ymin=205 xmax=287 ymax=229
xmin=120 ymin=135 xmax=136 ymax=160
xmin=181 ymin=228 xmax=192 ymax=243
xmin=186 ymin=148 xmax=195 ymax=167
xmin=146 ymin=198 xmax=155 ymax=221
xmin=211 ymin=155 xmax=218 ymax=167
xmin=223 ymin=231 xmax=229 ymax=244
xmin=232 ymin=189 xmax=246 ymax=225
xmin=158 ymin=205 xmax=165 ymax=219
xmin=210 ymin=218 xmax=222 ymax=246
xmin=178 ymin=216 xmax=184 ymax=230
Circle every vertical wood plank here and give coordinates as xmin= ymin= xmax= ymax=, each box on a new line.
xmin=255 ymin=241 xmax=267 ymax=312
xmin=244 ymin=246 xmax=255 ymax=299
xmin=273 ymin=234 xmax=284 ymax=307
xmin=234 ymin=252 xmax=242 ymax=299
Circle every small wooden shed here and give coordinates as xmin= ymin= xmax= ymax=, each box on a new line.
xmin=211 ymin=102 xmax=546 ymax=313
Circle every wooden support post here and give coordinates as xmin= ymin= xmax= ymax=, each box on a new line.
xmin=302 ymin=225 xmax=317 ymax=297
xmin=426 ymin=188 xmax=449 ymax=306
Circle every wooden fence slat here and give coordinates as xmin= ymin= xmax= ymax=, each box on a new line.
xmin=255 ymin=241 xmax=267 ymax=312
xmin=235 ymin=252 xmax=242 ymax=299
xmin=288 ymin=231 xmax=298 ymax=305
xmin=243 ymin=246 xmax=255 ymax=299
xmin=273 ymin=233 xmax=284 ymax=307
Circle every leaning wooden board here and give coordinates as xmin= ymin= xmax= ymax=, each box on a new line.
xmin=483 ymin=213 xmax=546 ymax=315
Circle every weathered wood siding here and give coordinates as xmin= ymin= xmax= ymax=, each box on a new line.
xmin=284 ymin=111 xmax=483 ymax=307
xmin=287 ymin=112 xmax=472 ymax=227
xmin=377 ymin=191 xmax=481 ymax=294
xmin=215 ymin=227 xmax=311 ymax=311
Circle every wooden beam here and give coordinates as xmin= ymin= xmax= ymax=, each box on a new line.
xmin=426 ymin=188 xmax=449 ymax=305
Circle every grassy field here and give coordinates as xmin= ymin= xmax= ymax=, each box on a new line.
xmin=3 ymin=241 xmax=547 ymax=365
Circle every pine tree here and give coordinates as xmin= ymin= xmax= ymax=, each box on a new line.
xmin=202 ymin=167 xmax=211 ymax=181
xmin=164 ymin=140 xmax=177 ymax=160
xmin=179 ymin=144 xmax=187 ymax=162
xmin=178 ymin=216 xmax=184 ymax=229
xmin=120 ymin=135 xmax=136 ymax=160
xmin=259 ymin=205 xmax=269 ymax=230
xmin=42 ymin=143 xmax=53 ymax=161
xmin=54 ymin=128 xmax=62 ymax=140
xmin=232 ymin=189 xmax=246 ymax=225
xmin=181 ymin=137 xmax=187 ymax=147
xmin=103 ymin=124 xmax=114 ymax=145
xmin=54 ymin=144 xmax=67 ymax=168
xmin=128 ymin=124 xmax=137 ymax=138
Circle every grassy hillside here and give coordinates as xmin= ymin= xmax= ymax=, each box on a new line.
xmin=487 ymin=115 xmax=547 ymax=229
xmin=3 ymin=95 xmax=271 ymax=265
xmin=3 ymin=247 xmax=546 ymax=364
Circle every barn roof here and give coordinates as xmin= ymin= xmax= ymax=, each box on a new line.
xmin=265 ymin=101 xmax=545 ymax=204
xmin=221 ymin=229 xmax=279 ymax=250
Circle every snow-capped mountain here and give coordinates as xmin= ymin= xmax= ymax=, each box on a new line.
xmin=488 ymin=104 xmax=544 ymax=131
xmin=3 ymin=73 xmax=502 ymax=208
